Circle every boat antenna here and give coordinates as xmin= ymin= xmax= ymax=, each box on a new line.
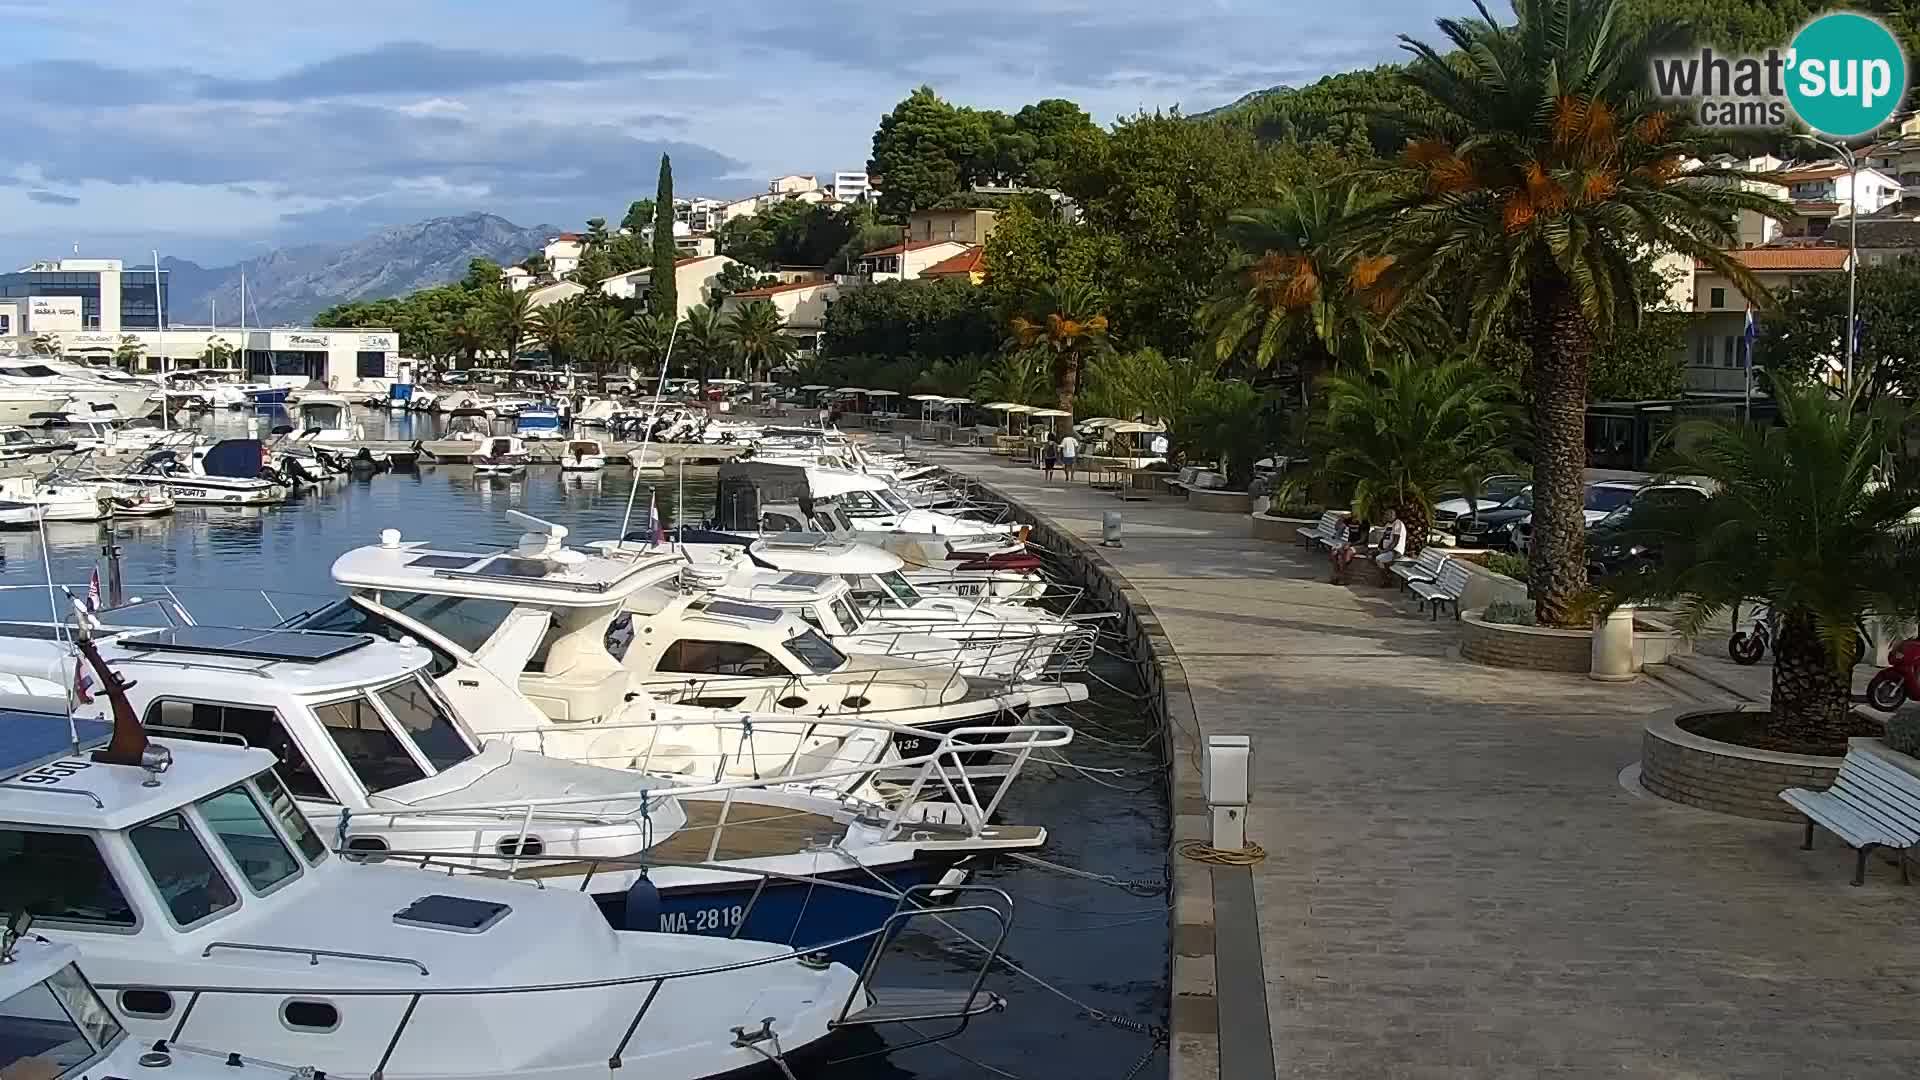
xmin=618 ymin=314 xmax=680 ymax=544
xmin=31 ymin=504 xmax=77 ymax=749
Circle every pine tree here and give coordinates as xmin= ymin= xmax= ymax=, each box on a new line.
xmin=650 ymin=155 xmax=678 ymax=320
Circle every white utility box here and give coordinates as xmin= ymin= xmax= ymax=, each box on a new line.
xmin=1203 ymin=734 xmax=1252 ymax=850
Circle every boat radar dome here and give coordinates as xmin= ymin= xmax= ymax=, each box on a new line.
xmin=381 ymin=528 xmax=402 ymax=548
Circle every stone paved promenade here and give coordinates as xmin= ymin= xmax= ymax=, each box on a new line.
xmin=932 ymin=449 xmax=1920 ymax=1080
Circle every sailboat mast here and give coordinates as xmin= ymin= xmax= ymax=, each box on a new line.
xmin=154 ymin=250 xmax=166 ymax=431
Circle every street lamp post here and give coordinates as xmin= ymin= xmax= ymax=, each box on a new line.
xmin=1796 ymin=135 xmax=1860 ymax=395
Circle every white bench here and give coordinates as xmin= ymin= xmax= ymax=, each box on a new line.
xmin=1781 ymin=746 xmax=1920 ymax=885
xmin=1391 ymin=547 xmax=1451 ymax=594
xmin=1411 ymin=559 xmax=1471 ymax=620
xmin=1296 ymin=510 xmax=1348 ymax=550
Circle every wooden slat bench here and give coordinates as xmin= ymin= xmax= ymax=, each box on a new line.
xmin=1781 ymin=745 xmax=1920 ymax=885
xmin=1411 ymin=559 xmax=1472 ymax=620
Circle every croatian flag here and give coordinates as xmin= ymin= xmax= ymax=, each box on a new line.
xmin=86 ymin=567 xmax=100 ymax=613
xmin=1743 ymin=305 xmax=1758 ymax=362
xmin=649 ymin=492 xmax=666 ymax=548
xmin=72 ymin=656 xmax=93 ymax=704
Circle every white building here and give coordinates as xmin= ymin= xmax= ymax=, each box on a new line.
xmin=543 ymin=234 xmax=586 ymax=277
xmin=856 ymin=240 xmax=970 ymax=282
xmin=769 ymin=174 xmax=818 ymax=195
xmin=719 ymin=281 xmax=840 ymax=352
xmin=1774 ymin=162 xmax=1903 ymax=236
xmin=675 ymin=197 xmax=728 ymax=234
xmin=832 ymin=172 xmax=872 ymax=203
xmin=599 ymin=255 xmax=739 ymax=320
xmin=500 ymin=266 xmax=534 ymax=292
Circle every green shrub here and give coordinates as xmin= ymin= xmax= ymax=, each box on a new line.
xmin=1888 ymin=712 xmax=1920 ymax=756
xmin=1482 ymin=552 xmax=1528 ymax=582
xmin=1481 ymin=600 xmax=1537 ymax=626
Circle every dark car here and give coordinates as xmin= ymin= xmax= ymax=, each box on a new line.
xmin=1586 ymin=483 xmax=1711 ymax=578
xmin=1514 ymin=481 xmax=1642 ymax=554
xmin=1452 ymin=487 xmax=1533 ymax=550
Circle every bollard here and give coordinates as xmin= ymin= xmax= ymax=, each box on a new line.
xmin=1101 ymin=511 xmax=1123 ymax=548
xmin=1204 ymin=735 xmax=1252 ymax=849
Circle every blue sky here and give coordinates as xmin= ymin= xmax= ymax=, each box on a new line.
xmin=0 ymin=0 xmax=1459 ymax=267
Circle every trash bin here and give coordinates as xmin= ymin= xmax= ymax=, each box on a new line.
xmin=1590 ymin=605 xmax=1636 ymax=682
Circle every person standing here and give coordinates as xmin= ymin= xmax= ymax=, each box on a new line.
xmin=1043 ymin=431 xmax=1060 ymax=480
xmin=1059 ymin=430 xmax=1079 ymax=482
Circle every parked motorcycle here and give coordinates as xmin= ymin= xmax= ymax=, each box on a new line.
xmin=1728 ymin=605 xmax=1873 ymax=668
xmin=1866 ymin=638 xmax=1920 ymax=711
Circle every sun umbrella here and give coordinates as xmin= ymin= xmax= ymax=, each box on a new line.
xmin=908 ymin=393 xmax=946 ymax=401
xmin=867 ymin=389 xmax=899 ymax=396
xmin=1078 ymin=417 xmax=1123 ymax=429
xmin=800 ymin=384 xmax=828 ymax=390
xmin=1111 ymin=421 xmax=1165 ymax=433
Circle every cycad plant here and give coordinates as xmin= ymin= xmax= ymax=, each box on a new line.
xmin=970 ymin=351 xmax=1053 ymax=410
xmin=1368 ymin=0 xmax=1788 ymax=624
xmin=1318 ymin=358 xmax=1523 ymax=552
xmin=1008 ymin=281 xmax=1112 ymax=412
xmin=724 ymin=300 xmax=799 ymax=383
xmin=1601 ymin=384 xmax=1920 ymax=747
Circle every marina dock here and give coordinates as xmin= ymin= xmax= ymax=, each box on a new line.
xmin=932 ymin=447 xmax=1920 ymax=1080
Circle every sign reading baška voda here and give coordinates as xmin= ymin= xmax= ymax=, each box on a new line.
xmin=1651 ymin=11 xmax=1909 ymax=138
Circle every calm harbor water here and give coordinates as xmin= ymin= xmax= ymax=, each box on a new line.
xmin=0 ymin=408 xmax=1171 ymax=1080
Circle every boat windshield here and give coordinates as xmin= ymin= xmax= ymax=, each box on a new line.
xmin=0 ymin=964 xmax=123 ymax=1077
xmin=128 ymin=812 xmax=240 ymax=928
xmin=297 ymin=598 xmax=457 ymax=676
xmin=301 ymin=404 xmax=345 ymax=429
xmin=376 ymin=676 xmax=475 ymax=771
xmin=785 ymin=628 xmax=847 ymax=673
xmin=830 ymin=595 xmax=863 ymax=632
xmin=877 ymin=489 xmax=913 ymax=514
xmin=872 ymin=571 xmax=921 ymax=604
xmin=196 ymin=785 xmax=301 ymax=893
xmin=383 ymin=592 xmax=515 ymax=654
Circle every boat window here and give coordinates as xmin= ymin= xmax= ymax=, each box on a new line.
xmin=383 ymin=593 xmax=515 ymax=654
xmin=658 ymin=640 xmax=790 ymax=678
xmin=375 ymin=678 xmax=475 ymax=771
xmin=0 ymin=966 xmax=120 ymax=1077
xmin=874 ymin=571 xmax=921 ymax=603
xmin=785 ymin=629 xmax=846 ymax=674
xmin=0 ymin=365 xmax=59 ymax=378
xmin=840 ymin=491 xmax=883 ymax=514
xmin=313 ymin=696 xmax=428 ymax=792
xmin=877 ymin=489 xmax=913 ymax=514
xmin=0 ymin=830 xmax=136 ymax=928
xmin=197 ymin=786 xmax=300 ymax=894
xmin=830 ymin=596 xmax=863 ymax=631
xmin=254 ymin=772 xmax=327 ymax=864
xmin=128 ymin=813 xmax=240 ymax=928
xmin=143 ymin=699 xmax=334 ymax=803
xmin=760 ymin=512 xmax=803 ymax=533
xmin=299 ymin=599 xmax=456 ymax=677
xmin=797 ymin=606 xmax=824 ymax=632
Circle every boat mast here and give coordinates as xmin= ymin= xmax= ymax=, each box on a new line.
xmin=154 ymin=250 xmax=166 ymax=432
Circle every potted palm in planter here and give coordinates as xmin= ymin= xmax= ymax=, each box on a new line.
xmin=1604 ymin=385 xmax=1920 ymax=814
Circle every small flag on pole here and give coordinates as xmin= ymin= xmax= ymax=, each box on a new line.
xmin=86 ymin=567 xmax=101 ymax=613
xmin=649 ymin=492 xmax=666 ymax=548
xmin=1852 ymin=314 xmax=1865 ymax=355
xmin=73 ymin=656 xmax=93 ymax=704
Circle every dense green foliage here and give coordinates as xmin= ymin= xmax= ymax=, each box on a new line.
xmin=820 ymin=278 xmax=999 ymax=363
xmin=1758 ymin=257 xmax=1920 ymax=402
xmin=650 ymin=155 xmax=678 ymax=318
xmin=716 ymin=200 xmax=880 ymax=270
xmin=866 ymin=88 xmax=1103 ymax=213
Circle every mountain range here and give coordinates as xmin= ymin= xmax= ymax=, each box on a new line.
xmin=161 ymin=212 xmax=561 ymax=327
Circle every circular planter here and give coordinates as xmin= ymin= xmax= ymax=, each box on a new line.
xmin=1640 ymin=706 xmax=1843 ymax=821
xmin=1249 ymin=511 xmax=1317 ymax=542
xmin=1187 ymin=488 xmax=1252 ymax=514
xmin=1459 ymin=608 xmax=1593 ymax=672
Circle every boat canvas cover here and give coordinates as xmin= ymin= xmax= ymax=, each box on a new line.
xmin=712 ymin=461 xmax=817 ymax=531
xmin=202 ymin=439 xmax=269 ymax=479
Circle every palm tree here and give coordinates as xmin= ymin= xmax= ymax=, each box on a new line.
xmin=1008 ymin=281 xmax=1111 ymax=412
xmin=487 ymin=289 xmax=535 ymax=364
xmin=724 ymin=300 xmax=798 ymax=384
xmin=624 ymin=312 xmax=677 ymax=388
xmin=112 ymin=335 xmax=143 ymax=370
xmin=447 ymin=309 xmax=492 ymax=370
xmin=1201 ymin=180 xmax=1440 ymax=399
xmin=575 ymin=305 xmax=628 ymax=393
xmin=30 ymin=334 xmax=59 ymax=358
xmin=200 ymin=339 xmax=235 ymax=369
xmin=970 ymin=351 xmax=1052 ymax=409
xmin=1369 ymin=0 xmax=1788 ymax=625
xmin=1603 ymin=384 xmax=1920 ymax=747
xmin=1317 ymin=358 xmax=1523 ymax=552
xmin=529 ymin=296 xmax=583 ymax=374
xmin=678 ymin=305 xmax=725 ymax=391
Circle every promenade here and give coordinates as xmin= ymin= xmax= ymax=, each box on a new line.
xmin=932 ymin=449 xmax=1920 ymax=1080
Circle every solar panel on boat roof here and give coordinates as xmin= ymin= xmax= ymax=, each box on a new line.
xmin=407 ymin=553 xmax=483 ymax=570
xmin=471 ymin=556 xmax=555 ymax=580
xmin=123 ymin=626 xmax=373 ymax=662
xmin=702 ymin=599 xmax=783 ymax=622
xmin=776 ymin=572 xmax=831 ymax=588
xmin=0 ymin=711 xmax=112 ymax=779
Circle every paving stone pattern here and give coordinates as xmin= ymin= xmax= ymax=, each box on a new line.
xmin=936 ymin=451 xmax=1920 ymax=1079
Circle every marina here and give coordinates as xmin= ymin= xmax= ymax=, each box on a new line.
xmin=0 ymin=405 xmax=1172 ymax=1080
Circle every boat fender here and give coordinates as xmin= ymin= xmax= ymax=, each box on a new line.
xmin=623 ymin=873 xmax=661 ymax=930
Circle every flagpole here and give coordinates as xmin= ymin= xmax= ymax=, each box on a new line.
xmin=1743 ymin=305 xmax=1754 ymax=421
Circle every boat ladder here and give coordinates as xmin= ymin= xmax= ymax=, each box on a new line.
xmin=829 ymin=883 xmax=1011 ymax=1051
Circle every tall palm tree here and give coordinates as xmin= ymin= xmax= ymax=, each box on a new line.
xmin=575 ymin=305 xmax=628 ymax=393
xmin=970 ymin=351 xmax=1052 ymax=409
xmin=1317 ymin=358 xmax=1523 ymax=552
xmin=624 ymin=312 xmax=677 ymax=389
xmin=487 ymin=289 xmax=535 ymax=364
xmin=1369 ymin=0 xmax=1788 ymax=625
xmin=724 ymin=300 xmax=798 ymax=384
xmin=1603 ymin=384 xmax=1920 ymax=747
xmin=678 ymin=305 xmax=726 ymax=391
xmin=1201 ymin=180 xmax=1440 ymax=399
xmin=529 ymin=296 xmax=583 ymax=374
xmin=200 ymin=339 xmax=235 ymax=369
xmin=447 ymin=308 xmax=492 ymax=370
xmin=111 ymin=335 xmax=143 ymax=370
xmin=1008 ymin=281 xmax=1111 ymax=412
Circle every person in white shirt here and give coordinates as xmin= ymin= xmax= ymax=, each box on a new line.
xmin=1058 ymin=433 xmax=1079 ymax=481
xmin=1373 ymin=509 xmax=1409 ymax=568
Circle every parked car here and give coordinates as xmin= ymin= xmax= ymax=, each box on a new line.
xmin=1585 ymin=482 xmax=1712 ymax=578
xmin=1514 ymin=481 xmax=1643 ymax=554
xmin=1431 ymin=473 xmax=1530 ymax=536
xmin=1453 ymin=486 xmax=1534 ymax=551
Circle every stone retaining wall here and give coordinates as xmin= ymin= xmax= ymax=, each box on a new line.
xmin=1188 ymin=488 xmax=1252 ymax=514
xmin=1250 ymin=513 xmax=1315 ymax=541
xmin=1640 ymin=707 xmax=1841 ymax=821
xmin=1459 ymin=608 xmax=1592 ymax=672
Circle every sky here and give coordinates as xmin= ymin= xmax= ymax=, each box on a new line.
xmin=0 ymin=0 xmax=1462 ymax=268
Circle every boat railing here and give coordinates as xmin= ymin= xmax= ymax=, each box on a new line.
xmin=200 ymin=941 xmax=431 ymax=976
xmin=93 ymin=882 xmax=1012 ymax=1080
xmin=376 ymin=721 xmax=1073 ymax=847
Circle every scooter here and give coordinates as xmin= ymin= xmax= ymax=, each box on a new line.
xmin=1866 ymin=638 xmax=1920 ymax=711
xmin=1729 ymin=604 xmax=1873 ymax=667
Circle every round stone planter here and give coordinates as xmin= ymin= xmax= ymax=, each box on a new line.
xmin=1249 ymin=512 xmax=1316 ymax=542
xmin=1459 ymin=608 xmax=1593 ymax=672
xmin=1640 ymin=706 xmax=1843 ymax=821
xmin=1187 ymin=488 xmax=1252 ymax=514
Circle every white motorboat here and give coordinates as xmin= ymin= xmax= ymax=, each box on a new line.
xmin=0 ymin=359 xmax=151 ymax=418
xmin=121 ymin=438 xmax=288 ymax=506
xmin=692 ymin=531 xmax=1049 ymax=604
xmin=560 ymin=438 xmax=607 ymax=471
xmin=516 ymin=406 xmax=565 ymax=441
xmin=0 ymin=699 xmax=937 ymax=1080
xmin=288 ymin=392 xmax=365 ymax=444
xmin=0 ymin=475 xmax=110 ymax=526
xmin=0 ymin=933 xmax=303 ymax=1080
xmin=0 ymin=387 xmax=75 ymax=426
xmin=0 ymin=424 xmax=59 ymax=461
xmin=629 ymin=444 xmax=666 ymax=474
xmin=107 ymin=483 xmax=175 ymax=517
xmin=471 ymin=435 xmax=527 ymax=476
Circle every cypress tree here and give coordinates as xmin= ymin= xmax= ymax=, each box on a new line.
xmin=649 ymin=154 xmax=677 ymax=321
